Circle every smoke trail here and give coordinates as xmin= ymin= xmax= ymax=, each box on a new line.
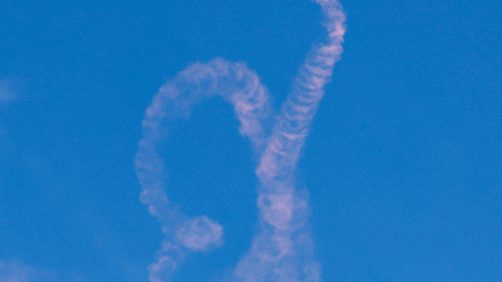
xmin=135 ymin=59 xmax=272 ymax=281
xmin=233 ymin=1 xmax=345 ymax=281
xmin=135 ymin=0 xmax=345 ymax=281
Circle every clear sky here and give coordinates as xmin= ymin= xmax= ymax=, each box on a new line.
xmin=1 ymin=0 xmax=501 ymax=281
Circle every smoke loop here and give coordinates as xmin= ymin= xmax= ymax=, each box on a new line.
xmin=136 ymin=1 xmax=346 ymax=281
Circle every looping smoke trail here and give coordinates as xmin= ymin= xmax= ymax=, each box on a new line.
xmin=135 ymin=0 xmax=345 ymax=281
xmin=136 ymin=59 xmax=272 ymax=281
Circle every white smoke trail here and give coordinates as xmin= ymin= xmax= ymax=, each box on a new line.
xmin=135 ymin=0 xmax=345 ymax=281
xmin=233 ymin=1 xmax=345 ymax=281
xmin=135 ymin=59 xmax=272 ymax=281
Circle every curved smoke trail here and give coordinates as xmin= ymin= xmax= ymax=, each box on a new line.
xmin=135 ymin=0 xmax=345 ymax=281
xmin=135 ymin=60 xmax=272 ymax=281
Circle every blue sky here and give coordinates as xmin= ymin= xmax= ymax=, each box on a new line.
xmin=1 ymin=0 xmax=501 ymax=281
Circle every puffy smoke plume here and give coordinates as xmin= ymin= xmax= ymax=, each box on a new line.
xmin=135 ymin=0 xmax=346 ymax=281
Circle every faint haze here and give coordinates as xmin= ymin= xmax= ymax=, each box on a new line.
xmin=0 ymin=80 xmax=15 ymax=104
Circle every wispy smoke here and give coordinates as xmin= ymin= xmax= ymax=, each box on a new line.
xmin=0 ymin=79 xmax=16 ymax=135
xmin=0 ymin=259 xmax=68 ymax=282
xmin=0 ymin=80 xmax=15 ymax=104
xmin=135 ymin=0 xmax=346 ymax=281
xmin=0 ymin=259 xmax=33 ymax=282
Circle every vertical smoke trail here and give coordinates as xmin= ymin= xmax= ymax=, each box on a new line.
xmin=258 ymin=0 xmax=345 ymax=190
xmin=135 ymin=0 xmax=345 ymax=281
xmin=135 ymin=60 xmax=272 ymax=281
xmin=234 ymin=1 xmax=346 ymax=281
